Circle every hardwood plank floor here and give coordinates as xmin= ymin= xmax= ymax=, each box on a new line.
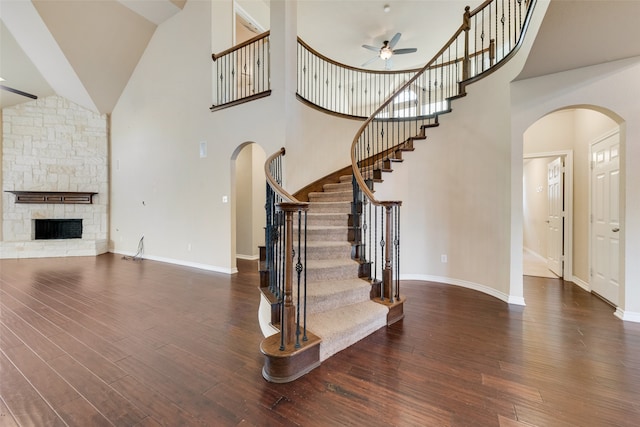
xmin=1 ymin=254 xmax=639 ymax=426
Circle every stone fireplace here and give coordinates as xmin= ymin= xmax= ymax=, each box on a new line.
xmin=1 ymin=95 xmax=109 ymax=258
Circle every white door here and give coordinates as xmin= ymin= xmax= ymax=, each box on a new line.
xmin=547 ymin=157 xmax=563 ymax=277
xmin=591 ymin=132 xmax=620 ymax=305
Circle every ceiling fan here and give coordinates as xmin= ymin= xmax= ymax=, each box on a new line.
xmin=362 ymin=32 xmax=417 ymax=70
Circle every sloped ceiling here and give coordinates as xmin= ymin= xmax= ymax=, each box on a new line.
xmin=516 ymin=0 xmax=640 ymax=81
xmin=0 ymin=0 xmax=184 ymax=114
xmin=1 ymin=0 xmax=640 ymax=114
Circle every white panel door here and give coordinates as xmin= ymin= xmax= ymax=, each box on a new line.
xmin=591 ymin=132 xmax=620 ymax=305
xmin=547 ymin=157 xmax=563 ymax=277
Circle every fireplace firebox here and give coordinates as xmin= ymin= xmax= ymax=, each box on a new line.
xmin=34 ymin=219 xmax=83 ymax=240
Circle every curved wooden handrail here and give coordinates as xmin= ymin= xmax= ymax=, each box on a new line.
xmin=264 ymin=147 xmax=305 ymax=205
xmin=461 ymin=0 xmax=537 ymax=91
xmin=350 ymin=0 xmax=537 ymax=207
xmin=297 ymin=37 xmax=422 ymax=75
xmin=350 ymin=23 xmax=467 ymax=206
xmin=212 ymin=30 xmax=270 ymax=61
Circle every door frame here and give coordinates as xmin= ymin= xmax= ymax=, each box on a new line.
xmin=524 ymin=150 xmax=574 ymax=282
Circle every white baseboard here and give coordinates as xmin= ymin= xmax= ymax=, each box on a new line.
xmin=570 ymin=276 xmax=590 ymax=292
xmin=236 ymin=254 xmax=259 ymax=261
xmin=400 ymin=274 xmax=525 ymax=306
xmin=614 ymin=308 xmax=640 ymax=323
xmin=111 ymin=250 xmax=237 ymax=274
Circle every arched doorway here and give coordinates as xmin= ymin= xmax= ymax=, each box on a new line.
xmin=230 ymin=142 xmax=266 ymax=270
xmin=522 ymin=106 xmax=623 ymax=306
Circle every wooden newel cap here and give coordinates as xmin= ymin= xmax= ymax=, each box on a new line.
xmin=380 ymin=201 xmax=402 ymax=208
xmin=276 ymin=202 xmax=310 ymax=212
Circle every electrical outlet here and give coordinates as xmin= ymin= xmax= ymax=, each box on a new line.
xmin=222 ymin=195 xmax=228 ymax=203
xmin=187 ymin=243 xmax=192 ymax=251
xmin=441 ymin=254 xmax=448 ymax=263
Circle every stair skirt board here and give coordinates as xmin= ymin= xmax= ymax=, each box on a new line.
xmin=258 ymin=292 xmax=279 ymax=337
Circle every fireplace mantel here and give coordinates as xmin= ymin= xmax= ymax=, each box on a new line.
xmin=7 ymin=191 xmax=97 ymax=204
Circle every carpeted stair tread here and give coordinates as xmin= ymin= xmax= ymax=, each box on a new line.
xmin=308 ymin=190 xmax=353 ymax=202
xmin=307 ymin=201 xmax=351 ymax=213
xmin=305 ymin=241 xmax=352 ymax=260
xmin=307 ymin=300 xmax=388 ymax=361
xmin=323 ymin=181 xmax=352 ymax=192
xmin=304 ymin=226 xmax=349 ymax=242
xmin=306 ymin=258 xmax=358 ymax=269
xmin=307 ymin=212 xmax=349 ymax=226
xmin=306 ymin=258 xmax=360 ymax=281
xmin=296 ymin=278 xmax=372 ymax=315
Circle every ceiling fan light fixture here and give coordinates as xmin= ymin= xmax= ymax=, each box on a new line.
xmin=380 ymin=47 xmax=393 ymax=60
xmin=383 ymin=4 xmax=391 ymax=13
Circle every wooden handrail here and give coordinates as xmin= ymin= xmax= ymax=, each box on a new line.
xmin=264 ymin=147 xmax=305 ymax=205
xmin=350 ymin=0 xmax=537 ymax=207
xmin=212 ymin=30 xmax=270 ymax=61
xmin=297 ymin=37 xmax=422 ymax=75
xmin=469 ymin=0 xmax=494 ymax=16
xmin=350 ymin=23 xmax=466 ymax=206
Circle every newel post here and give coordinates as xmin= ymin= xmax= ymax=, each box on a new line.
xmin=276 ymin=202 xmax=307 ymax=348
xmin=382 ymin=202 xmax=400 ymax=302
xmin=462 ymin=5 xmax=471 ymax=81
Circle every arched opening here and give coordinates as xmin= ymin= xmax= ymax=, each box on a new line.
xmin=230 ymin=142 xmax=266 ymax=271
xmin=522 ymin=106 xmax=623 ymax=307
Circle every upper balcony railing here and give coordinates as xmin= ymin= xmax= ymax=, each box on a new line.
xmin=297 ymin=0 xmax=531 ymax=120
xmin=210 ymin=31 xmax=271 ymax=112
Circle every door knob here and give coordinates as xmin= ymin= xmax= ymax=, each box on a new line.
xmin=612 ymin=228 xmax=620 ymax=232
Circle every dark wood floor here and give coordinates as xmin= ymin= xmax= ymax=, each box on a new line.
xmin=1 ymin=254 xmax=639 ymax=426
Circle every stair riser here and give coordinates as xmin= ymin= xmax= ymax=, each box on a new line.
xmin=304 ymin=287 xmax=371 ymax=314
xmin=323 ymin=182 xmax=352 ymax=192
xmin=305 ymin=228 xmax=349 ymax=241
xmin=306 ymin=216 xmax=349 ymax=227
xmin=306 ymin=265 xmax=360 ymax=282
xmin=307 ymin=203 xmax=352 ymax=214
xmin=308 ymin=192 xmax=352 ymax=203
xmin=306 ymin=246 xmax=352 ymax=260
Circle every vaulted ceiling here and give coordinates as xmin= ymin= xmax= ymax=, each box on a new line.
xmin=2 ymin=0 xmax=640 ymax=115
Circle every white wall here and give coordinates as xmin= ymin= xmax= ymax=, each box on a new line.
xmin=512 ymin=56 xmax=640 ymax=321
xmin=110 ymin=0 xmax=359 ymax=272
xmin=371 ymin=1 xmax=550 ymax=305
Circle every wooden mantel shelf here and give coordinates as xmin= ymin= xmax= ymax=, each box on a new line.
xmin=7 ymin=191 xmax=97 ymax=204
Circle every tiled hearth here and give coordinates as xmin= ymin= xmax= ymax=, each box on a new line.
xmin=1 ymin=95 xmax=109 ymax=259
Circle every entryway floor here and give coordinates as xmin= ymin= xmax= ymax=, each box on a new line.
xmin=523 ymin=249 xmax=560 ymax=279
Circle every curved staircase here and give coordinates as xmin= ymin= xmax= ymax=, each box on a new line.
xmin=259 ymin=174 xmax=390 ymax=366
xmin=259 ymin=0 xmax=537 ymax=382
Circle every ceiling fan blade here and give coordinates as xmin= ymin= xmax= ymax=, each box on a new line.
xmin=388 ymin=32 xmax=402 ymax=49
xmin=362 ymin=56 xmax=380 ymax=67
xmin=392 ymin=48 xmax=417 ymax=55
xmin=362 ymin=44 xmax=380 ymax=52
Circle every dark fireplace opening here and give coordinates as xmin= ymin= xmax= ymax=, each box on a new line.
xmin=34 ymin=219 xmax=83 ymax=240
